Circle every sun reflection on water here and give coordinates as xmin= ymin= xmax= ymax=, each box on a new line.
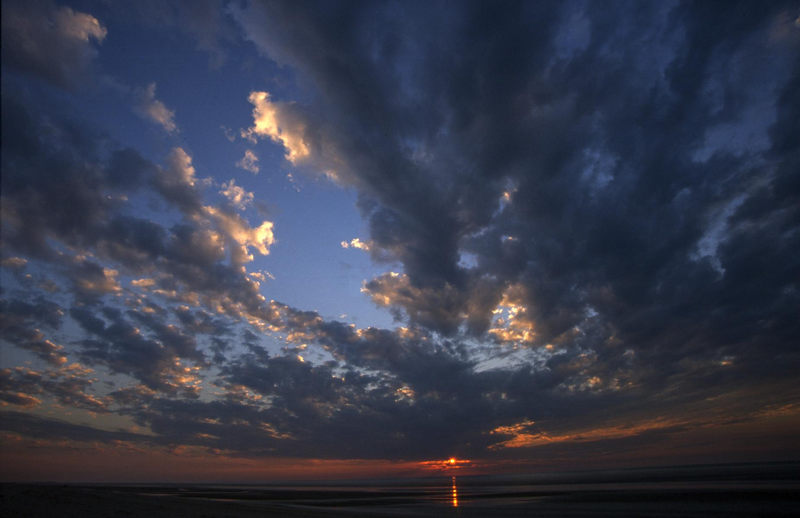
xmin=451 ymin=476 xmax=458 ymax=507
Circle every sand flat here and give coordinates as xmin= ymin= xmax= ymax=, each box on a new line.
xmin=3 ymin=478 xmax=800 ymax=518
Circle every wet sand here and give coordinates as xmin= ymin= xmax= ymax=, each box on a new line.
xmin=3 ymin=481 xmax=800 ymax=517
xmin=0 ymin=484 xmax=342 ymax=518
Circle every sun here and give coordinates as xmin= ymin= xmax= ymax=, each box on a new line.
xmin=417 ymin=457 xmax=470 ymax=471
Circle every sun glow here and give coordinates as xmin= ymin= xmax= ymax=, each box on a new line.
xmin=418 ymin=457 xmax=471 ymax=472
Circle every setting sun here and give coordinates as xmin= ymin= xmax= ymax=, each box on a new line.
xmin=417 ymin=458 xmax=472 ymax=472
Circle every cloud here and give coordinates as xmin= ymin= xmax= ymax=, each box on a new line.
xmin=1 ymin=0 xmax=107 ymax=88
xmin=1 ymin=0 xmax=798 ymax=470
xmin=0 ymin=297 xmax=68 ymax=365
xmin=1 ymin=257 xmax=28 ymax=270
xmin=152 ymin=147 xmax=201 ymax=213
xmin=219 ymin=179 xmax=254 ymax=209
xmin=241 ymin=91 xmax=310 ymax=164
xmin=486 ymin=285 xmax=537 ymax=347
xmin=219 ymin=0 xmax=800 ymax=458
xmin=71 ymin=258 xmax=123 ymax=300
xmin=361 ymin=272 xmax=466 ymax=333
xmin=1 ymin=329 xmax=68 ymax=368
xmin=69 ymin=305 xmax=204 ymax=395
xmin=136 ymin=83 xmax=178 ymax=133
xmin=231 ymin=0 xmax=799 ymax=351
xmin=0 ymin=392 xmax=41 ymax=409
xmin=0 ymin=364 xmax=108 ymax=413
xmin=0 ymin=86 xmax=279 ymax=390
xmin=0 ymin=410 xmax=145 ymax=443
xmin=235 ymin=149 xmax=260 ymax=174
xmin=340 ymin=238 xmax=371 ymax=251
xmin=202 ymin=206 xmax=274 ymax=263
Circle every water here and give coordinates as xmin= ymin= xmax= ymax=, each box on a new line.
xmin=3 ymin=462 xmax=799 ymax=517
xmin=145 ymin=462 xmax=800 ymax=516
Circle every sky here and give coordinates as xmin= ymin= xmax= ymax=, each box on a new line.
xmin=1 ymin=0 xmax=799 ymax=483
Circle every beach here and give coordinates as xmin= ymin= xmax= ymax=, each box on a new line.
xmin=3 ymin=463 xmax=799 ymax=517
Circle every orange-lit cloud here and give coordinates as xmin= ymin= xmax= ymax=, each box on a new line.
xmin=340 ymin=237 xmax=371 ymax=251
xmin=417 ymin=457 xmax=473 ymax=471
xmin=162 ymin=358 xmax=203 ymax=397
xmin=488 ymin=417 xmax=688 ymax=450
xmin=0 ymin=363 xmax=108 ymax=413
xmin=75 ymin=266 xmax=122 ymax=295
xmin=131 ymin=278 xmax=156 ymax=288
xmin=243 ymin=91 xmax=310 ymax=164
xmin=1 ymin=257 xmax=27 ymax=269
xmin=202 ymin=206 xmax=274 ymax=263
xmin=0 ymin=392 xmax=41 ymax=408
xmin=487 ymin=285 xmax=536 ymax=346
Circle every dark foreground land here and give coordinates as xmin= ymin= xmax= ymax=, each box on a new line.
xmin=2 ymin=463 xmax=799 ymax=517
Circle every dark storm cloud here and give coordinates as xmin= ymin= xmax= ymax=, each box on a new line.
xmin=128 ymin=308 xmax=203 ymax=362
xmin=0 ymin=84 xmax=277 ymax=395
xmin=0 ymin=411 xmax=143 ymax=443
xmin=0 ymin=297 xmax=63 ymax=330
xmin=0 ymin=0 xmax=107 ymax=89
xmin=70 ymin=306 xmax=180 ymax=391
xmin=1 ymin=92 xmax=117 ymax=259
xmin=117 ymin=343 xmax=489 ymax=458
xmin=0 ymin=82 xmax=273 ymax=340
xmin=0 ymin=366 xmax=109 ymax=413
xmin=69 ymin=305 xmax=208 ymax=395
xmin=234 ymin=0 xmax=799 ymax=356
xmin=215 ymin=0 xmax=800 ymax=458
xmin=202 ymin=311 xmax=631 ymax=458
xmin=119 ymin=311 xmax=723 ymax=460
xmin=173 ymin=306 xmax=232 ymax=337
xmin=234 ymin=0 xmax=797 ymax=329
xmin=0 ymin=297 xmax=67 ymax=365
xmin=0 ymin=84 xmax=271 ymax=299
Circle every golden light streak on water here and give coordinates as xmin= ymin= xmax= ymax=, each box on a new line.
xmin=451 ymin=476 xmax=458 ymax=507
